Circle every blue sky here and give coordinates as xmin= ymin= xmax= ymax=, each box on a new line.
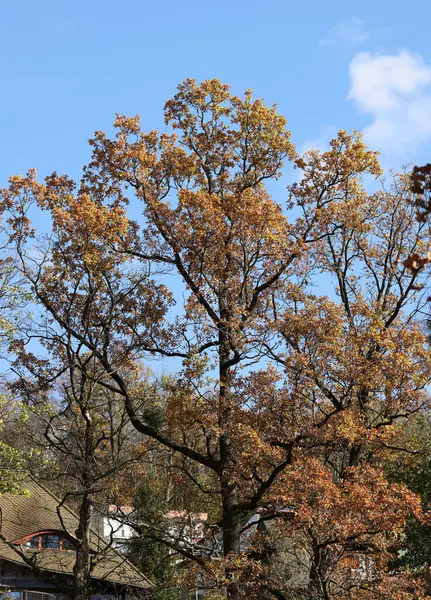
xmin=2 ymin=0 xmax=431 ymax=190
xmin=2 ymin=0 xmax=430 ymax=374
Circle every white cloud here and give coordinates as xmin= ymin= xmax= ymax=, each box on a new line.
xmin=320 ymin=18 xmax=369 ymax=49
xmin=348 ymin=51 xmax=431 ymax=155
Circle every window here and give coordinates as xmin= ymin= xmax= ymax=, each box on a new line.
xmin=23 ymin=537 xmax=39 ymax=550
xmin=0 ymin=592 xmax=22 ymax=600
xmin=0 ymin=591 xmax=59 ymax=600
xmin=21 ymin=533 xmax=74 ymax=551
xmin=344 ymin=553 xmax=375 ymax=581
xmin=61 ymin=537 xmax=73 ymax=550
xmin=41 ymin=535 xmax=59 ymax=549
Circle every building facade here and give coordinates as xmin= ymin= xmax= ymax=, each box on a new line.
xmin=0 ymin=479 xmax=152 ymax=600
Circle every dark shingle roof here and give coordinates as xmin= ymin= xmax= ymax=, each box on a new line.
xmin=0 ymin=478 xmax=151 ymax=590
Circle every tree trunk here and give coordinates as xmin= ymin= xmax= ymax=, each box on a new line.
xmin=73 ymin=493 xmax=93 ymax=600
xmin=218 ymin=324 xmax=242 ymax=599
xmin=222 ymin=482 xmax=242 ymax=600
xmin=73 ymin=402 xmax=94 ymax=600
xmin=309 ymin=544 xmax=331 ymax=600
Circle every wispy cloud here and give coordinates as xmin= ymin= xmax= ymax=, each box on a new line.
xmin=320 ymin=18 xmax=369 ymax=49
xmin=348 ymin=51 xmax=431 ymax=156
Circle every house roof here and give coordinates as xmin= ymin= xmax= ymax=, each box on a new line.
xmin=0 ymin=478 xmax=151 ymax=590
xmin=166 ymin=511 xmax=208 ymax=521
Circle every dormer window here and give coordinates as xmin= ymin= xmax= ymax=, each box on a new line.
xmin=19 ymin=531 xmax=74 ymax=551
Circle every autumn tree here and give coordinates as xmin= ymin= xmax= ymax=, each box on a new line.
xmin=2 ymin=79 xmax=431 ymax=599
xmin=403 ymin=163 xmax=431 ymax=273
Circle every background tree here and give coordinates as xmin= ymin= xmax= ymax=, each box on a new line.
xmin=0 ymin=201 xmax=32 ymax=494
xmin=127 ymin=473 xmax=187 ymax=600
xmin=384 ymin=413 xmax=431 ymax=589
xmin=9 ymin=354 xmax=149 ymax=600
